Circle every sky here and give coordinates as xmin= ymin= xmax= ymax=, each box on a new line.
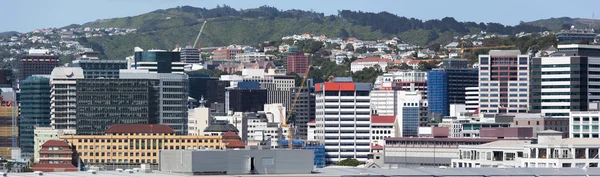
xmin=1 ymin=0 xmax=599 ymax=32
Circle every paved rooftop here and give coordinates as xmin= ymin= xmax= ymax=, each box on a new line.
xmin=5 ymin=167 xmax=600 ymax=177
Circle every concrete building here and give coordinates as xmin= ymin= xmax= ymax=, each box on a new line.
xmin=235 ymin=52 xmax=273 ymax=62
xmin=179 ymin=46 xmax=201 ymax=64
xmin=244 ymin=111 xmax=289 ymax=148
xmin=512 ymin=115 xmax=569 ymax=137
xmin=75 ymin=78 xmax=160 ymax=135
xmin=159 ymin=149 xmax=313 ymax=175
xmin=50 ymin=67 xmax=84 ymax=131
xmin=212 ymin=47 xmax=242 ymax=60
xmin=465 ymin=87 xmax=479 ymax=113
xmin=478 ymin=50 xmax=530 ymax=114
xmin=531 ymin=44 xmax=600 ymax=118
xmin=314 ymin=78 xmax=372 ymax=163
xmin=570 ymin=111 xmax=600 ymax=138
xmin=60 ymin=124 xmax=223 ymax=170
xmin=187 ymin=106 xmax=210 ymax=136
xmin=521 ymin=138 xmax=600 ymax=168
xmin=130 ymin=47 xmax=185 ymax=74
xmin=351 ymin=57 xmax=390 ymax=72
xmin=31 ymin=140 xmax=78 ymax=172
xmin=370 ymin=116 xmax=395 ymax=145
xmin=370 ymin=90 xmax=396 ymax=116
xmin=34 ymin=127 xmax=70 ymax=163
xmin=286 ymin=52 xmax=309 ymax=74
xmin=289 ymin=86 xmax=315 ymax=140
xmin=19 ymin=75 xmax=51 ymax=158
xmin=71 ymin=52 xmax=127 ymax=78
xmin=396 ymin=91 xmax=425 ymax=137
xmin=18 ymin=51 xmax=60 ymax=81
xmin=383 ymin=138 xmax=495 ymax=167
xmin=120 ymin=70 xmax=189 ymax=135
xmin=373 ymin=70 xmax=427 ymax=91
xmin=452 ymin=140 xmax=530 ymax=168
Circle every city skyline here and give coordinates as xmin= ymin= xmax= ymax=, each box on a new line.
xmin=1 ymin=0 xmax=600 ymax=32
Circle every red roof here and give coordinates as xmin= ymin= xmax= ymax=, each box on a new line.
xmin=308 ymin=120 xmax=316 ymax=124
xmin=223 ymin=131 xmax=239 ymax=138
xmin=32 ymin=164 xmax=78 ymax=172
xmin=226 ymin=140 xmax=246 ymax=148
xmin=352 ymin=57 xmax=390 ymax=63
xmin=42 ymin=140 xmax=70 ymax=147
xmin=371 ymin=145 xmax=384 ymax=150
xmin=371 ymin=116 xmax=396 ymax=124
xmin=105 ymin=124 xmax=175 ymax=134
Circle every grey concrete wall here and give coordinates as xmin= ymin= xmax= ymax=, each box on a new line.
xmin=162 ymin=149 xmax=313 ymax=175
xmin=159 ymin=150 xmax=193 ymax=173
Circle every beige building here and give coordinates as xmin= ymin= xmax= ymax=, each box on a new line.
xmin=60 ymin=124 xmax=224 ymax=168
xmin=33 ymin=127 xmax=73 ymax=162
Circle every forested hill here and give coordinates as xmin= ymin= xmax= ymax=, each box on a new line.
xmin=75 ymin=5 xmax=549 ymax=60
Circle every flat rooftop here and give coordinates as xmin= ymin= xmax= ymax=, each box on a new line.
xmin=8 ymin=167 xmax=600 ymax=177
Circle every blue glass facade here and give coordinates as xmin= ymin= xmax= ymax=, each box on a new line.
xmin=427 ymin=69 xmax=478 ymax=116
xmin=18 ymin=75 xmax=51 ymax=157
xmin=402 ymin=107 xmax=419 ymax=137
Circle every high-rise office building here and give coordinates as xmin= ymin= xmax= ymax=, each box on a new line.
xmin=0 ymin=88 xmax=17 ymax=159
xmin=75 ymin=78 xmax=159 ymax=135
xmin=286 ymin=52 xmax=309 ymax=74
xmin=0 ymin=69 xmax=14 ymax=88
xmin=18 ymin=75 xmax=51 ymax=158
xmin=18 ymin=50 xmax=60 ymax=81
xmin=130 ymin=47 xmax=184 ymax=73
xmin=396 ymin=91 xmax=425 ymax=137
xmin=120 ymin=70 xmax=189 ymax=135
xmin=225 ymin=88 xmax=268 ymax=113
xmin=50 ymin=67 xmax=84 ymax=131
xmin=531 ymin=44 xmax=600 ymax=118
xmin=188 ymin=73 xmax=229 ymax=106
xmin=314 ymin=78 xmax=371 ymax=164
xmin=71 ymin=52 xmax=127 ymax=78
xmin=290 ymin=85 xmax=315 ymax=140
xmin=478 ymin=50 xmax=530 ymax=114
xmin=180 ymin=46 xmax=201 ymax=64
xmin=427 ymin=68 xmax=478 ymax=116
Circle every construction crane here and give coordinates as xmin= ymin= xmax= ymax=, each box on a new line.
xmin=193 ymin=21 xmax=207 ymax=49
xmin=451 ymin=40 xmax=516 ymax=58
xmin=279 ymin=64 xmax=312 ymax=149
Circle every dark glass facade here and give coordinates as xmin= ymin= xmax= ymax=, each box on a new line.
xmin=18 ymin=55 xmax=60 ymax=81
xmin=72 ymin=59 xmax=127 ymax=78
xmin=18 ymin=75 xmax=51 ymax=157
xmin=134 ymin=51 xmax=181 ymax=73
xmin=76 ymin=79 xmax=159 ymax=135
xmin=0 ymin=69 xmax=13 ymax=88
xmin=427 ymin=69 xmax=479 ymax=116
xmin=226 ymin=88 xmax=267 ymax=112
xmin=188 ymin=73 xmax=229 ymax=105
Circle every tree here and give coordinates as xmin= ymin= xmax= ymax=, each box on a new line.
xmin=398 ymin=63 xmax=412 ymax=70
xmin=355 ymin=47 xmax=367 ymax=54
xmin=339 ymin=28 xmax=350 ymax=39
xmin=335 ymin=158 xmax=361 ymax=166
xmin=344 ymin=44 xmax=354 ymax=52
xmin=287 ymin=72 xmax=304 ymax=87
xmin=417 ymin=61 xmax=435 ymax=71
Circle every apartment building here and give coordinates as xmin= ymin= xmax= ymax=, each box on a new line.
xmin=570 ymin=111 xmax=600 ymax=138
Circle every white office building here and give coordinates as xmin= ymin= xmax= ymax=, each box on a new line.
xmin=314 ymin=78 xmax=372 ymax=163
xmin=465 ymin=87 xmax=479 ymax=113
xmin=478 ymin=50 xmax=530 ymax=114
xmin=396 ymin=91 xmax=425 ymax=137
xmin=373 ymin=70 xmax=427 ymax=91
xmin=569 ymin=111 xmax=600 ymax=138
xmin=370 ymin=90 xmax=396 ymax=116
xmin=452 ymin=140 xmax=530 ymax=168
xmin=188 ymin=106 xmax=210 ymax=136
xmin=531 ymin=44 xmax=600 ymax=118
xmin=370 ymin=115 xmax=396 ymax=145
xmin=50 ymin=67 xmax=84 ymax=131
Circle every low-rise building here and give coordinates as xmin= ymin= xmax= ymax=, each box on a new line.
xmin=522 ymin=138 xmax=600 ymax=168
xmin=31 ymin=140 xmax=78 ymax=172
xmin=370 ymin=116 xmax=396 ymax=145
xmin=350 ymin=57 xmax=391 ymax=72
xmin=383 ymin=137 xmax=495 ymax=167
xmin=34 ymin=127 xmax=73 ymax=163
xmin=60 ymin=124 xmax=223 ymax=170
xmin=159 ymin=149 xmax=314 ymax=175
xmin=451 ymin=140 xmax=530 ymax=168
xmin=570 ymin=111 xmax=600 ymax=138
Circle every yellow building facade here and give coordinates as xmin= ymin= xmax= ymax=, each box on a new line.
xmin=60 ymin=124 xmax=224 ymax=166
xmin=0 ymin=101 xmax=18 ymax=159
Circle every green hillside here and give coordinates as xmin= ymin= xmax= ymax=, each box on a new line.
xmin=74 ymin=5 xmax=548 ymax=60
xmin=525 ymin=17 xmax=600 ymax=31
